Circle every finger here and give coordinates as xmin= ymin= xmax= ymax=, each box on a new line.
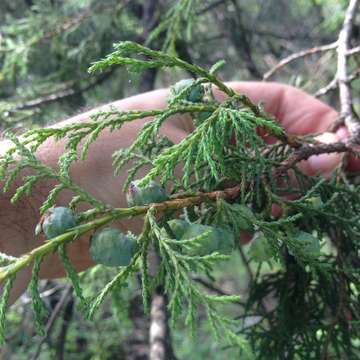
xmin=223 ymin=81 xmax=338 ymax=134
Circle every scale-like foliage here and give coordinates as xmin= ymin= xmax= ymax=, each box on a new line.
xmin=0 ymin=37 xmax=359 ymax=359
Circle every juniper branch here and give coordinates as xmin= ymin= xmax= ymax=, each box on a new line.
xmin=0 ymin=190 xmax=233 ymax=285
xmin=3 ymin=133 xmax=360 ymax=286
xmin=89 ymin=41 xmax=268 ymax=117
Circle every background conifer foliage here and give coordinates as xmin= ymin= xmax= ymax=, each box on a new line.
xmin=0 ymin=1 xmax=359 ymax=359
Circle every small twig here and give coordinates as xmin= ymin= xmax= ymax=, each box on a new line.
xmin=10 ymin=70 xmax=114 ymax=112
xmin=347 ymin=67 xmax=360 ymax=82
xmin=19 ymin=283 xmax=65 ymax=306
xmin=275 ymin=141 xmax=355 ymax=175
xmin=31 ymin=285 xmax=73 ymax=360
xmin=55 ymin=292 xmax=74 ymax=360
xmin=238 ymin=247 xmax=268 ymax=315
xmin=263 ymin=42 xmax=338 ymax=80
xmin=191 ymin=275 xmax=246 ymax=306
xmin=238 ymin=246 xmax=254 ymax=283
xmin=314 ymin=77 xmax=338 ymax=98
xmin=13 ymin=87 xmax=76 ymax=111
xmin=315 ymin=68 xmax=360 ymax=98
xmin=346 ymin=45 xmax=360 ymax=56
xmin=264 ymin=40 xmax=360 ymax=82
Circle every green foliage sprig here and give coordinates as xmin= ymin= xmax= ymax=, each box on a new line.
xmin=146 ymin=0 xmax=200 ymax=53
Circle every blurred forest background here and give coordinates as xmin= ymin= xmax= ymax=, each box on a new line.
xmin=0 ymin=0 xmax=359 ymax=359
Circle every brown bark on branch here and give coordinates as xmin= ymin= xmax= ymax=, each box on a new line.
xmin=275 ymin=141 xmax=355 ymax=176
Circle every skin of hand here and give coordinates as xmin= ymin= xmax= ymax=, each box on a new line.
xmin=1 ymin=81 xmax=358 ymax=303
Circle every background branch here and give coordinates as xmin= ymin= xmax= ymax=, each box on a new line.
xmin=31 ymin=285 xmax=73 ymax=360
xmin=263 ymin=42 xmax=338 ymax=80
xmin=10 ymin=70 xmax=115 ymax=112
xmin=337 ymin=0 xmax=360 ymax=138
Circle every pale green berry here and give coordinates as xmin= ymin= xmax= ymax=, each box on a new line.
xmin=89 ymin=227 xmax=138 ymax=267
xmin=248 ymin=232 xmax=273 ymax=262
xmin=292 ymin=231 xmax=321 ymax=256
xmin=231 ymin=204 xmax=255 ymax=232
xmin=40 ymin=207 xmax=77 ymax=240
xmin=305 ymin=196 xmax=323 ymax=208
xmin=181 ymin=223 xmax=235 ymax=256
xmin=193 ymin=111 xmax=212 ymax=126
xmin=126 ymin=180 xmax=168 ymax=207
xmin=160 ymin=219 xmax=191 ymax=239
xmin=170 ymin=79 xmax=204 ymax=103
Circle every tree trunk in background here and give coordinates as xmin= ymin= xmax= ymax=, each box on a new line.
xmin=149 ymin=287 xmax=176 ymax=360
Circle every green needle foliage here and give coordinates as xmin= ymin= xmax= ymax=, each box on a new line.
xmin=29 ymin=255 xmax=48 ymax=336
xmin=0 ymin=39 xmax=359 ymax=359
xmin=146 ymin=0 xmax=200 ymax=54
